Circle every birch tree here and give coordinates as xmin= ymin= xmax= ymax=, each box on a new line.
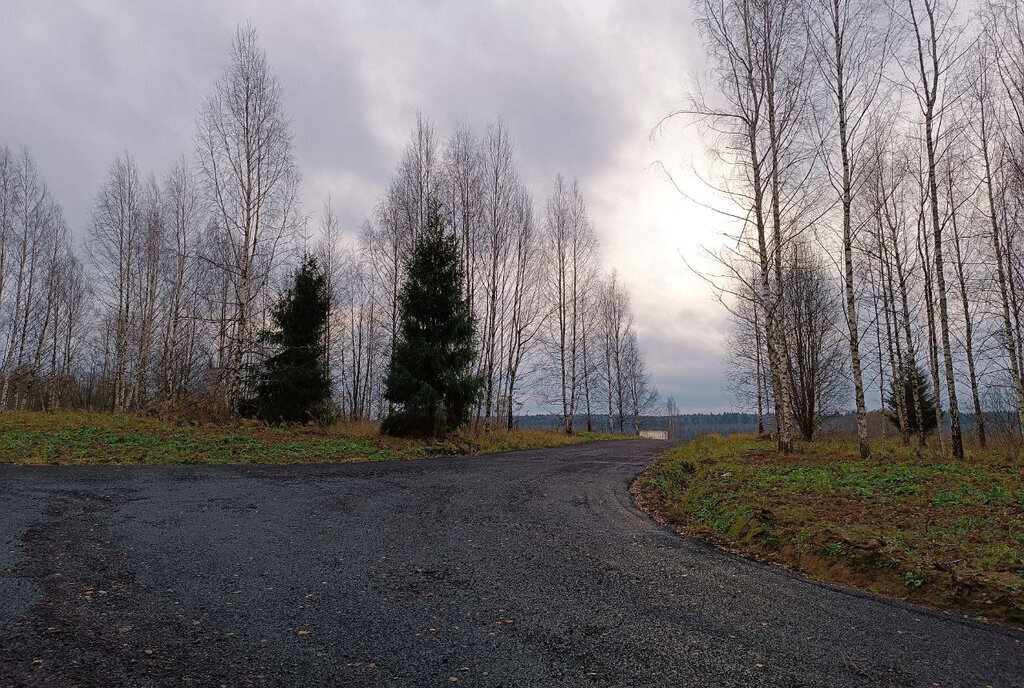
xmin=900 ymin=0 xmax=965 ymax=457
xmin=543 ymin=176 xmax=597 ymax=434
xmin=501 ymin=188 xmax=544 ymax=428
xmin=158 ymin=159 xmax=205 ymax=401
xmin=196 ymin=22 xmax=300 ymax=414
xmin=808 ymin=0 xmax=892 ymax=457
xmin=479 ymin=119 xmax=519 ymax=423
xmin=680 ymin=0 xmax=803 ymax=452
xmin=598 ymin=271 xmax=632 ymax=433
xmin=974 ymin=0 xmax=1024 ymax=436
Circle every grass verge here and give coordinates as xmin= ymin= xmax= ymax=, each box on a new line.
xmin=633 ymin=434 xmax=1024 ymax=627
xmin=0 ymin=411 xmax=623 ymax=467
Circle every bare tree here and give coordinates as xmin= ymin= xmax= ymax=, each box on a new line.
xmin=478 ymin=119 xmax=519 ymax=423
xmin=316 ymin=198 xmax=343 ymax=376
xmin=86 ymin=153 xmax=141 ymax=412
xmin=622 ymin=331 xmax=660 ymax=434
xmin=873 ymin=133 xmax=929 ymax=446
xmin=598 ymin=271 xmax=633 ymax=434
xmin=0 ymin=145 xmax=16 ymax=409
xmin=158 ymin=158 xmax=205 ymax=401
xmin=944 ymin=153 xmax=987 ymax=447
xmin=397 ymin=112 xmax=439 ymax=244
xmin=900 ymin=0 xmax=965 ymax=456
xmin=782 ymin=244 xmax=850 ymax=439
xmin=128 ymin=176 xmax=164 ymax=409
xmin=0 ymin=147 xmax=81 ymax=411
xmin=500 ymin=188 xmax=544 ymax=429
xmin=968 ymin=10 xmax=1024 ymax=436
xmin=442 ymin=123 xmax=484 ymax=312
xmin=868 ymin=154 xmax=912 ymax=442
xmin=724 ymin=265 xmax=772 ymax=432
xmin=195 ymin=22 xmax=300 ymax=414
xmin=334 ymin=243 xmax=385 ymax=422
xmin=543 ymin=176 xmax=597 ymax=434
xmin=47 ymin=252 xmax=87 ymax=409
xmin=807 ymin=0 xmax=893 ymax=456
xmin=680 ymin=0 xmax=812 ymax=453
xmin=29 ymin=206 xmax=72 ymax=409
xmin=666 ymin=396 xmax=680 ymax=439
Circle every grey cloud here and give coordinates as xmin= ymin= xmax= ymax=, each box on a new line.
xmin=0 ymin=0 xmax=729 ymax=411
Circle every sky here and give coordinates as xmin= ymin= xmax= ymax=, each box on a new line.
xmin=0 ymin=0 xmax=734 ymax=413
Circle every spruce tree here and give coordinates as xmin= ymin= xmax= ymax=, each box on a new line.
xmin=251 ymin=255 xmax=332 ymax=424
xmin=382 ymin=206 xmax=482 ymax=437
xmin=885 ymin=364 xmax=938 ymax=436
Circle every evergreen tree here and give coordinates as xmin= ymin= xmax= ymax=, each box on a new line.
xmin=382 ymin=206 xmax=482 ymax=437
xmin=885 ymin=365 xmax=938 ymax=436
xmin=251 ymin=255 xmax=332 ymax=424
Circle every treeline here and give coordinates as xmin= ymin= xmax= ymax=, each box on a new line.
xmin=0 ymin=24 xmax=658 ymax=432
xmin=686 ymin=0 xmax=1024 ymax=456
xmin=519 ymin=411 xmax=762 ymax=440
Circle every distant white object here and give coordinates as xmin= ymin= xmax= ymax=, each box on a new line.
xmin=639 ymin=430 xmax=669 ymax=440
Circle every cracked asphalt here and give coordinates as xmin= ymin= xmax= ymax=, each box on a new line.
xmin=1 ymin=440 xmax=1021 ymax=686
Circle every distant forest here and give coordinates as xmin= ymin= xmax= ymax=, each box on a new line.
xmin=517 ymin=412 xmax=761 ymax=440
xmin=516 ymin=409 xmax=1024 ymax=442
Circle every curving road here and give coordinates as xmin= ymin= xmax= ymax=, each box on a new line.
xmin=1 ymin=440 xmax=1021 ymax=687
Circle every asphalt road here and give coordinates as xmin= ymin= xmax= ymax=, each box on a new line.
xmin=1 ymin=440 xmax=1021 ymax=687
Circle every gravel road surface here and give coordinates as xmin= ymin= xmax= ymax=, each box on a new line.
xmin=1 ymin=440 xmax=1021 ymax=686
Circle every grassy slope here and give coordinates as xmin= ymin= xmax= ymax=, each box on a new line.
xmin=0 ymin=411 xmax=623 ymax=466
xmin=634 ymin=434 xmax=1024 ymax=627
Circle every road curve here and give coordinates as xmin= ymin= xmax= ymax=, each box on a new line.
xmin=1 ymin=440 xmax=1021 ymax=687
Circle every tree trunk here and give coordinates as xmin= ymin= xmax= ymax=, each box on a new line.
xmin=948 ymin=172 xmax=985 ymax=448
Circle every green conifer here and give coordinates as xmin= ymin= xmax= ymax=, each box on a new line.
xmin=382 ymin=206 xmax=482 ymax=437
xmin=885 ymin=364 xmax=938 ymax=435
xmin=252 ymin=255 xmax=332 ymax=424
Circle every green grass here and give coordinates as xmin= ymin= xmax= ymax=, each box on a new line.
xmin=0 ymin=411 xmax=624 ymax=467
xmin=635 ymin=434 xmax=1024 ymax=627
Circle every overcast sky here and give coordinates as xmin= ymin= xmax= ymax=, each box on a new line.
xmin=0 ymin=0 xmax=734 ymax=412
